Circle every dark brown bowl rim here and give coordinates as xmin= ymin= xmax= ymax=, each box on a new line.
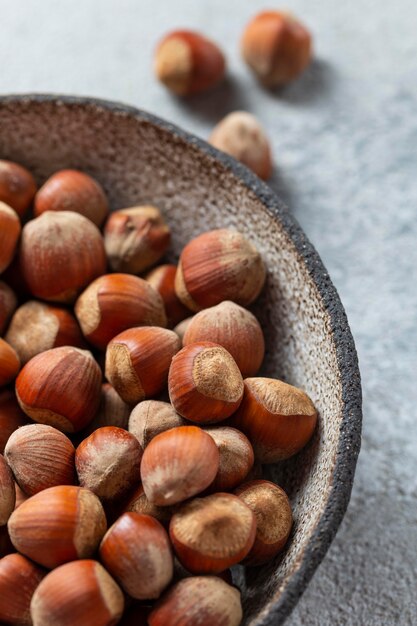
xmin=0 ymin=93 xmax=362 ymax=624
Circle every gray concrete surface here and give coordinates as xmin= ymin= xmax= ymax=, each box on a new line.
xmin=1 ymin=1 xmax=416 ymax=623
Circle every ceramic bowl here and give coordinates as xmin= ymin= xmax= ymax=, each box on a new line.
xmin=0 ymin=94 xmax=362 ymax=625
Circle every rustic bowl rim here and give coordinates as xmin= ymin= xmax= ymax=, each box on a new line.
xmin=0 ymin=93 xmax=362 ymax=624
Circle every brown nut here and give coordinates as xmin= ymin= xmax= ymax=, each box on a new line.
xmin=75 ymin=426 xmax=142 ymax=503
xmin=175 ymin=229 xmax=266 ymax=311
xmin=0 ymin=281 xmax=17 ymax=335
xmin=15 ymin=346 xmax=102 ymax=433
xmin=169 ymin=492 xmax=256 ymax=573
xmin=155 ymin=30 xmax=226 ymax=96
xmin=140 ymin=425 xmax=219 ymax=506
xmin=241 ymin=11 xmax=312 ymax=87
xmin=100 ymin=512 xmax=174 ymax=599
xmin=235 ymin=479 xmax=292 ymax=565
xmin=8 ymin=485 xmax=107 ymax=569
xmin=183 ymin=300 xmax=265 ymax=377
xmin=0 ymin=338 xmax=20 ymax=387
xmin=75 ymin=273 xmax=167 ymax=350
xmin=230 ymin=377 xmax=317 ymax=462
xmin=128 ymin=400 xmax=186 ymax=448
xmin=123 ymin=484 xmax=176 ymax=527
xmin=168 ymin=342 xmax=244 ymax=423
xmin=4 ymin=424 xmax=76 ymax=496
xmin=6 ymin=300 xmax=85 ymax=364
xmin=34 ymin=169 xmax=109 ymax=226
xmin=105 ymin=327 xmax=180 ymax=405
xmin=0 ymin=453 xmax=15 ymax=524
xmin=149 ymin=576 xmax=242 ymax=626
xmin=0 ymin=202 xmax=21 ymax=274
xmin=146 ymin=264 xmax=190 ymax=328
xmin=104 ymin=205 xmax=170 ymax=274
xmin=173 ymin=316 xmax=194 ymax=343
xmin=83 ymin=383 xmax=131 ymax=436
xmin=0 ymin=160 xmax=37 ymax=218
xmin=0 ymin=553 xmax=46 ymax=626
xmin=30 ymin=560 xmax=124 ymax=626
xmin=20 ymin=211 xmax=106 ymax=303
xmin=0 ymin=389 xmax=28 ymax=454
xmin=209 ymin=111 xmax=273 ymax=180
xmin=204 ymin=426 xmax=254 ymax=492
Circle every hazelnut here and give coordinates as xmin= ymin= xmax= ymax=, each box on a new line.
xmin=149 ymin=576 xmax=242 ymax=626
xmin=0 ymin=338 xmax=20 ymax=387
xmin=100 ymin=512 xmax=174 ymax=599
xmin=15 ymin=346 xmax=102 ymax=433
xmin=230 ymin=377 xmax=317 ymax=462
xmin=19 ymin=211 xmax=106 ymax=302
xmin=0 ymin=202 xmax=21 ymax=273
xmin=170 ymin=492 xmax=256 ymax=573
xmin=241 ymin=11 xmax=312 ymax=87
xmin=0 ymin=281 xmax=17 ymax=335
xmin=168 ymin=342 xmax=244 ymax=423
xmin=104 ymin=205 xmax=170 ymax=274
xmin=146 ymin=264 xmax=190 ymax=328
xmin=204 ymin=426 xmax=254 ymax=491
xmin=173 ymin=316 xmax=194 ymax=343
xmin=76 ymin=426 xmax=142 ymax=503
xmin=0 ymin=389 xmax=28 ymax=454
xmin=34 ymin=169 xmax=109 ymax=226
xmin=83 ymin=383 xmax=131 ymax=435
xmin=105 ymin=327 xmax=180 ymax=405
xmin=0 ymin=160 xmax=37 ymax=218
xmin=235 ymin=479 xmax=292 ymax=565
xmin=128 ymin=399 xmax=186 ymax=448
xmin=5 ymin=300 xmax=85 ymax=364
xmin=0 ymin=553 xmax=46 ymax=626
xmin=8 ymin=485 xmax=107 ymax=569
xmin=123 ymin=484 xmax=175 ymax=527
xmin=175 ymin=229 xmax=266 ymax=311
xmin=0 ymin=453 xmax=15 ymax=524
xmin=75 ymin=273 xmax=167 ymax=350
xmin=183 ymin=300 xmax=265 ymax=377
xmin=155 ymin=30 xmax=226 ymax=96
xmin=140 ymin=425 xmax=219 ymax=506
xmin=4 ymin=424 xmax=76 ymax=496
xmin=30 ymin=559 xmax=124 ymax=626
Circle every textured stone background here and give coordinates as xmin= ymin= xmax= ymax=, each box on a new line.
xmin=1 ymin=1 xmax=416 ymax=624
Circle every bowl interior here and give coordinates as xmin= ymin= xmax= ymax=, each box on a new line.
xmin=0 ymin=97 xmax=361 ymax=625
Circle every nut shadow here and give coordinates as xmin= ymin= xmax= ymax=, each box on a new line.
xmin=265 ymin=58 xmax=335 ymax=106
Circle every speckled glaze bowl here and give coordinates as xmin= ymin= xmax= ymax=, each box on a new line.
xmin=0 ymin=95 xmax=361 ymax=625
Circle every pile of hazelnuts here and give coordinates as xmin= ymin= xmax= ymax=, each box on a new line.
xmin=0 ymin=158 xmax=317 ymax=626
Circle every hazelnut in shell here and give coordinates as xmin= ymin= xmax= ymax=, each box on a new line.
xmin=0 ymin=202 xmax=21 ymax=274
xmin=123 ymin=484 xmax=175 ymax=527
xmin=204 ymin=426 xmax=254 ymax=492
xmin=128 ymin=399 xmax=186 ymax=449
xmin=146 ymin=264 xmax=190 ymax=328
xmin=0 ymin=338 xmax=20 ymax=387
xmin=0 ymin=159 xmax=37 ymax=218
xmin=83 ymin=383 xmax=131 ymax=435
xmin=0 ymin=281 xmax=17 ymax=335
xmin=0 ymin=553 xmax=46 ymax=626
xmin=0 ymin=453 xmax=15 ymax=525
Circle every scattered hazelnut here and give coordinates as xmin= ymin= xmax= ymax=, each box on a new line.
xmin=146 ymin=264 xmax=190 ymax=328
xmin=4 ymin=424 xmax=76 ymax=496
xmin=104 ymin=205 xmax=170 ymax=274
xmin=230 ymin=377 xmax=317 ymax=462
xmin=105 ymin=327 xmax=180 ymax=405
xmin=34 ymin=169 xmax=109 ymax=226
xmin=170 ymin=492 xmax=256 ymax=573
xmin=123 ymin=484 xmax=176 ymax=527
xmin=5 ymin=300 xmax=85 ymax=364
xmin=204 ymin=426 xmax=254 ymax=491
xmin=0 ymin=160 xmax=37 ymax=218
xmin=149 ymin=576 xmax=242 ymax=626
xmin=100 ymin=512 xmax=174 ymax=599
xmin=235 ymin=479 xmax=292 ymax=565
xmin=30 ymin=559 xmax=124 ymax=626
xmin=241 ymin=10 xmax=312 ymax=87
xmin=183 ymin=300 xmax=265 ymax=376
xmin=75 ymin=273 xmax=167 ymax=350
xmin=168 ymin=342 xmax=244 ymax=423
xmin=19 ymin=211 xmax=106 ymax=302
xmin=0 ymin=202 xmax=21 ymax=274
xmin=0 ymin=553 xmax=46 ymax=626
xmin=0 ymin=338 xmax=20 ymax=387
xmin=75 ymin=426 xmax=142 ymax=503
xmin=128 ymin=399 xmax=186 ymax=448
xmin=0 ymin=453 xmax=15 ymax=524
xmin=0 ymin=281 xmax=17 ymax=335
xmin=210 ymin=111 xmax=272 ymax=180
xmin=0 ymin=389 xmax=28 ymax=453
xmin=175 ymin=229 xmax=266 ymax=311
xmin=141 ymin=425 xmax=219 ymax=506
xmin=155 ymin=30 xmax=226 ymax=96
xmin=173 ymin=316 xmax=194 ymax=343
xmin=15 ymin=346 xmax=102 ymax=433
xmin=8 ymin=485 xmax=107 ymax=569
xmin=82 ymin=383 xmax=131 ymax=436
